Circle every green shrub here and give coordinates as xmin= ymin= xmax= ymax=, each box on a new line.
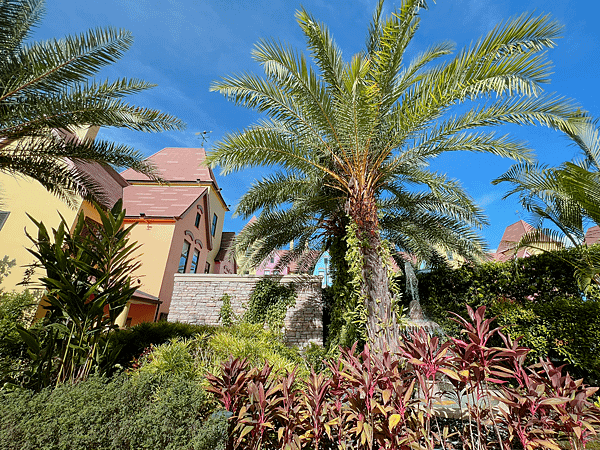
xmin=129 ymin=323 xmax=308 ymax=380
xmin=0 ymin=372 xmax=223 ymax=450
xmin=0 ymin=290 xmax=38 ymax=386
xmin=406 ymin=246 xmax=600 ymax=384
xmin=202 ymin=323 xmax=306 ymax=376
xmin=107 ymin=320 xmax=217 ymax=369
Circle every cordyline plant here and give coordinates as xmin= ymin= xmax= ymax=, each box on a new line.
xmin=206 ymin=305 xmax=600 ymax=450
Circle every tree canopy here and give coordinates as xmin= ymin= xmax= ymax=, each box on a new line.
xmin=209 ymin=0 xmax=585 ymax=351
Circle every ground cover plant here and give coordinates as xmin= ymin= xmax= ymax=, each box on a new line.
xmin=0 ymin=372 xmax=226 ymax=450
xmin=207 ymin=305 xmax=600 ymax=450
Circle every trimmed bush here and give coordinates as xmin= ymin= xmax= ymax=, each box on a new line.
xmin=0 ymin=372 xmax=225 ymax=450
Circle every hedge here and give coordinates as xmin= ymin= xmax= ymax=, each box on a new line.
xmin=400 ymin=245 xmax=600 ymax=384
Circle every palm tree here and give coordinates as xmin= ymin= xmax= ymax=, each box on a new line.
xmin=0 ymin=0 xmax=184 ymax=205
xmin=208 ymin=0 xmax=584 ymax=351
xmin=493 ymin=121 xmax=600 ymax=290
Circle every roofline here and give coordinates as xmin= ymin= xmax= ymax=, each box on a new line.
xmin=124 ymin=217 xmax=177 ymax=224
xmin=178 ymin=189 xmax=209 ymax=219
xmin=125 ymin=180 xmax=228 ymax=211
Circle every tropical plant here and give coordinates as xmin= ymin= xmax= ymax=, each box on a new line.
xmin=15 ymin=199 xmax=141 ymax=389
xmin=494 ymin=120 xmax=600 ymax=291
xmin=207 ymin=306 xmax=600 ymax=450
xmin=208 ymin=0 xmax=584 ymax=351
xmin=0 ymin=0 xmax=184 ymax=205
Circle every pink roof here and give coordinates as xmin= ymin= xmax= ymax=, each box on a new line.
xmin=585 ymin=226 xmax=600 ymax=245
xmin=496 ymin=220 xmax=534 ymax=254
xmin=70 ymin=160 xmax=129 ymax=209
xmin=123 ymin=185 xmax=207 ymax=217
xmin=120 ymin=148 xmax=218 ymax=187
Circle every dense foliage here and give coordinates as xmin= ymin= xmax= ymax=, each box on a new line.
xmin=13 ymin=200 xmax=141 ymax=390
xmin=243 ymin=278 xmax=297 ymax=332
xmin=107 ymin=320 xmax=217 ymax=370
xmin=207 ymin=306 xmax=600 ymax=450
xmin=0 ymin=372 xmax=225 ymax=450
xmin=408 ymin=246 xmax=600 ymax=384
xmin=0 ymin=289 xmax=37 ymax=386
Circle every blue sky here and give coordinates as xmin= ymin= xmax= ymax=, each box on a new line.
xmin=33 ymin=0 xmax=600 ymax=251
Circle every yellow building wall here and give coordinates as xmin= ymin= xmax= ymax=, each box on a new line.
xmin=126 ymin=221 xmax=175 ymax=298
xmin=0 ymin=174 xmax=81 ymax=291
xmin=205 ymin=187 xmax=227 ymax=270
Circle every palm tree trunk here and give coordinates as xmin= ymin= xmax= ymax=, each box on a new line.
xmin=347 ymin=183 xmax=399 ymax=353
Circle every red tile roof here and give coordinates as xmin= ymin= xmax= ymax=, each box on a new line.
xmin=70 ymin=160 xmax=129 ymax=209
xmin=123 ymin=185 xmax=207 ymax=217
xmin=490 ymin=220 xmax=542 ymax=262
xmin=496 ymin=220 xmax=534 ymax=254
xmin=585 ymin=226 xmax=600 ymax=245
xmin=120 ymin=147 xmax=218 ymax=186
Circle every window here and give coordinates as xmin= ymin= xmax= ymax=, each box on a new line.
xmin=159 ymin=312 xmax=168 ymax=321
xmin=211 ymin=214 xmax=218 ymax=236
xmin=273 ymin=270 xmax=280 ymax=275
xmin=190 ymin=249 xmax=200 ymax=273
xmin=264 ymin=270 xmax=271 ymax=275
xmin=194 ymin=212 xmax=201 ymax=228
xmin=178 ymin=240 xmax=191 ymax=273
xmin=0 ymin=211 xmax=10 ymax=231
xmin=204 ymin=261 xmax=211 ymax=273
xmin=324 ymin=257 xmax=328 ymax=265
xmin=446 ymin=251 xmax=454 ymax=261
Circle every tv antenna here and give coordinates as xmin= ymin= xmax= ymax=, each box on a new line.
xmin=195 ymin=130 xmax=212 ymax=145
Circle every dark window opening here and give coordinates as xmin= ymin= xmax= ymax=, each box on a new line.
xmin=195 ymin=212 xmax=201 ymax=228
xmin=178 ymin=240 xmax=191 ymax=273
xmin=0 ymin=211 xmax=10 ymax=231
xmin=204 ymin=261 xmax=211 ymax=273
xmin=159 ymin=312 xmax=168 ymax=321
xmin=190 ymin=249 xmax=200 ymax=273
xmin=211 ymin=214 xmax=218 ymax=236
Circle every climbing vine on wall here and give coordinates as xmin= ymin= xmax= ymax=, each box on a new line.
xmin=243 ymin=279 xmax=296 ymax=332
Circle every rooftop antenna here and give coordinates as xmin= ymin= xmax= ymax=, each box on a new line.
xmin=195 ymin=130 xmax=212 ymax=146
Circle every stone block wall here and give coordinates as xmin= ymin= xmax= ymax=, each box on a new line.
xmin=169 ymin=274 xmax=323 ymax=347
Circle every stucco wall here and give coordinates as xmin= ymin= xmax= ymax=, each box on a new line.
xmin=169 ymin=274 xmax=323 ymax=347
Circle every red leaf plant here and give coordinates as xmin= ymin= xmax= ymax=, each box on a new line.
xmin=205 ymin=306 xmax=600 ymax=450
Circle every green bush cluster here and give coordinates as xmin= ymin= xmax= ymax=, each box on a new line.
xmin=406 ymin=245 xmax=600 ymax=384
xmin=0 ymin=372 xmax=226 ymax=450
xmin=106 ymin=320 xmax=216 ymax=369
xmin=0 ymin=290 xmax=38 ymax=386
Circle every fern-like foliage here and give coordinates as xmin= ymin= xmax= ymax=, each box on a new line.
xmin=208 ymin=0 xmax=584 ymax=274
xmin=0 ymin=0 xmax=185 ymax=205
xmin=494 ymin=120 xmax=600 ymax=291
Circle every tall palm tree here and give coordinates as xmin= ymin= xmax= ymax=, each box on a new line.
xmin=0 ymin=0 xmax=185 ymax=205
xmin=208 ymin=0 xmax=584 ymax=351
xmin=493 ymin=121 xmax=600 ymax=290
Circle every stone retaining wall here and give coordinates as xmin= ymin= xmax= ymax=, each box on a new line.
xmin=169 ymin=274 xmax=323 ymax=347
